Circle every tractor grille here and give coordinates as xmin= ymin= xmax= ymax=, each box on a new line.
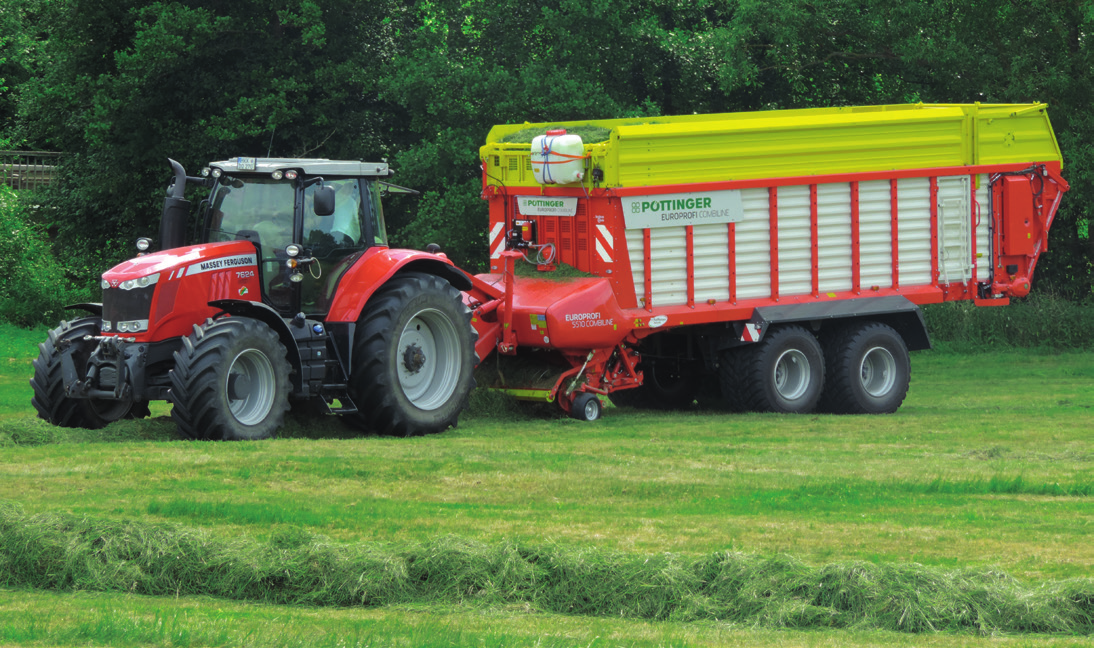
xmin=102 ymin=285 xmax=155 ymax=330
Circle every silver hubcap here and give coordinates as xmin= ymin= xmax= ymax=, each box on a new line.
xmin=773 ymin=349 xmax=810 ymax=400
xmin=859 ymin=346 xmax=897 ymax=397
xmin=226 ymin=349 xmax=276 ymax=425
xmin=583 ymin=398 xmax=600 ymax=420
xmin=398 ymin=308 xmax=462 ymax=410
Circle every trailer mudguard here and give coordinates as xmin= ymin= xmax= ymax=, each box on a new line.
xmin=743 ymin=296 xmax=931 ymax=351
xmin=324 ymin=248 xmax=472 ymax=324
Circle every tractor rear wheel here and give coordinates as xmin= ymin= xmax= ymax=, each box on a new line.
xmin=719 ymin=325 xmax=824 ymax=414
xmin=31 ymin=317 xmax=135 ymax=428
xmin=821 ymin=322 xmax=910 ymax=414
xmin=348 ymin=272 xmax=476 ymax=436
xmin=169 ymin=317 xmax=291 ymax=440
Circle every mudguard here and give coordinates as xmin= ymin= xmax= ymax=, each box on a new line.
xmin=324 ymin=248 xmax=472 ymax=323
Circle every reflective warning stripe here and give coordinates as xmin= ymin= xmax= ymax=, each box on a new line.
xmin=489 ymin=222 xmax=505 ymax=259
xmin=595 ymin=224 xmax=614 ymax=263
xmin=741 ymin=323 xmax=760 ymax=342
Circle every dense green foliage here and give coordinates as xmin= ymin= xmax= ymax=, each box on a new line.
xmin=0 ymin=185 xmax=92 ymax=326
xmin=2 ymin=502 xmax=1092 ymax=633
xmin=1 ymin=0 xmax=1092 ymax=319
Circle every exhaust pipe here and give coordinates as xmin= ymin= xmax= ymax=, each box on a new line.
xmin=160 ymin=159 xmax=191 ymax=251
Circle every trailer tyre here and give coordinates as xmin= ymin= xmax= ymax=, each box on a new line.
xmin=570 ymin=393 xmax=602 ymax=421
xmin=169 ymin=317 xmax=291 ymax=440
xmin=721 ymin=325 xmax=824 ymax=414
xmin=822 ymin=322 xmax=909 ymax=414
xmin=30 ymin=317 xmax=135 ymax=429
xmin=348 ymin=272 xmax=476 ymax=436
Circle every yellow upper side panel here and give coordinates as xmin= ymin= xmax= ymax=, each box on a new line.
xmin=481 ymin=104 xmax=1062 ymax=189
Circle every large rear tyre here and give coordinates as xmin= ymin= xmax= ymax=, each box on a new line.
xmin=169 ymin=318 xmax=291 ymax=440
xmin=719 ymin=325 xmax=824 ymax=414
xmin=821 ymin=322 xmax=910 ymax=414
xmin=348 ymin=272 xmax=476 ymax=436
xmin=30 ymin=317 xmax=134 ymax=429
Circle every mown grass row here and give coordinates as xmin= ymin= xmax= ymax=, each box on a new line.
xmin=2 ymin=502 xmax=1091 ymax=635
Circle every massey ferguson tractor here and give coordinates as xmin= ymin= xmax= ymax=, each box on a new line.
xmin=32 ymin=103 xmax=1069 ymax=439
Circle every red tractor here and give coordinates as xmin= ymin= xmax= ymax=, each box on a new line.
xmin=31 ymin=158 xmax=479 ymax=439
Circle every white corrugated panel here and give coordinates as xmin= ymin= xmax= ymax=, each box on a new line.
xmin=649 ymin=228 xmax=688 ymax=306
xmin=817 ymin=182 xmax=853 ymax=293
xmin=937 ymin=176 xmax=971 ymax=284
xmin=736 ymin=188 xmax=772 ymax=299
xmin=974 ymin=174 xmax=991 ymax=282
xmin=693 ymin=223 xmax=730 ymax=302
xmin=626 ymin=228 xmax=645 ymax=305
xmin=777 ymin=185 xmax=812 ymax=296
xmin=858 ymin=180 xmax=893 ymax=289
xmin=896 ymin=178 xmax=932 ymax=286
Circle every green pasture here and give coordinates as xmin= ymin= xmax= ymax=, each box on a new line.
xmin=1 ymin=323 xmax=1092 ymax=644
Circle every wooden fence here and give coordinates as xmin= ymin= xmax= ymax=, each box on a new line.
xmin=1 ymin=151 xmax=62 ymax=191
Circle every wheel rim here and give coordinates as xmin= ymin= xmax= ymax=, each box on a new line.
xmin=859 ymin=346 xmax=897 ymax=397
xmin=397 ymin=308 xmax=462 ymax=410
xmin=773 ymin=349 xmax=810 ymax=401
xmin=583 ymin=397 xmax=600 ymax=421
xmin=225 ymin=348 xmax=277 ymax=425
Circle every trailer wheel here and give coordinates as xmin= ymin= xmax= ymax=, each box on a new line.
xmin=822 ymin=322 xmax=910 ymax=414
xmin=722 ymin=325 xmax=824 ymax=414
xmin=348 ymin=272 xmax=476 ymax=436
xmin=570 ymin=393 xmax=602 ymax=421
xmin=169 ymin=317 xmax=291 ymax=440
xmin=30 ymin=317 xmax=135 ymax=429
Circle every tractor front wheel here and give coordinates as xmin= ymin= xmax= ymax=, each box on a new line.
xmin=30 ymin=317 xmax=135 ymax=428
xmin=168 ymin=317 xmax=291 ymax=440
xmin=348 ymin=272 xmax=476 ymax=436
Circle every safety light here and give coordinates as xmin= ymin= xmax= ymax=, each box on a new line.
xmin=285 ymin=170 xmax=298 ymax=180
xmin=289 ymin=273 xmax=304 ymax=283
xmin=271 ymin=170 xmax=284 ymax=180
xmin=211 ymin=168 xmax=223 ymax=178
xmin=135 ymin=237 xmax=152 ymax=252
xmin=200 ymin=167 xmax=211 ymax=177
xmin=286 ymin=244 xmax=302 ymax=258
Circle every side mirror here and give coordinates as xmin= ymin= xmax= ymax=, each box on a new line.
xmin=314 ymin=185 xmax=336 ymax=216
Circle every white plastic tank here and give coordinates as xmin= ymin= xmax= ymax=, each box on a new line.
xmin=531 ymin=129 xmax=585 ymax=184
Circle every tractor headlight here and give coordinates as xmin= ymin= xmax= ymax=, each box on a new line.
xmin=135 ymin=237 xmax=152 ymax=252
xmin=136 ymin=273 xmax=160 ymax=288
xmin=101 ymin=279 xmax=110 ymax=290
xmin=271 ymin=170 xmax=284 ymax=180
xmin=285 ymin=244 xmax=302 ymax=258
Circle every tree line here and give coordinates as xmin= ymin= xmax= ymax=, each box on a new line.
xmin=1 ymin=0 xmax=1091 ymax=311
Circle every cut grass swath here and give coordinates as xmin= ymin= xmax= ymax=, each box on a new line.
xmin=2 ymin=503 xmax=1091 ymax=635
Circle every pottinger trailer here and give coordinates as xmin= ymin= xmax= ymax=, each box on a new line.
xmin=468 ymin=103 xmax=1068 ymax=419
xmin=31 ymin=103 xmax=1068 ymax=439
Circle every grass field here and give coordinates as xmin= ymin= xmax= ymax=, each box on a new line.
xmin=1 ymin=322 xmax=1092 ymax=646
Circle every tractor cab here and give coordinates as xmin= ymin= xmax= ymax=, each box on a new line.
xmin=199 ymin=157 xmax=393 ymax=318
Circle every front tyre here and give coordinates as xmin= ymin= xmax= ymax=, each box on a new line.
xmin=349 ymin=272 xmax=476 ymax=436
xmin=822 ymin=322 xmax=910 ymax=414
xmin=168 ymin=317 xmax=291 ymax=440
xmin=30 ymin=317 xmax=134 ymax=428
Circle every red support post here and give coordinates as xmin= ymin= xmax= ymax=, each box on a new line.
xmin=643 ymin=228 xmax=653 ymax=311
xmin=686 ymin=224 xmax=695 ymax=307
xmin=810 ymin=184 xmax=819 ymax=297
xmin=769 ymin=186 xmax=779 ymax=301
xmin=728 ymin=221 xmax=737 ymax=304
xmin=890 ymin=178 xmax=900 ymax=290
xmin=850 ymin=181 xmax=861 ymax=294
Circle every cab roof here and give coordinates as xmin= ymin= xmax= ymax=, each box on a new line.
xmin=208 ymin=157 xmax=392 ymax=177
